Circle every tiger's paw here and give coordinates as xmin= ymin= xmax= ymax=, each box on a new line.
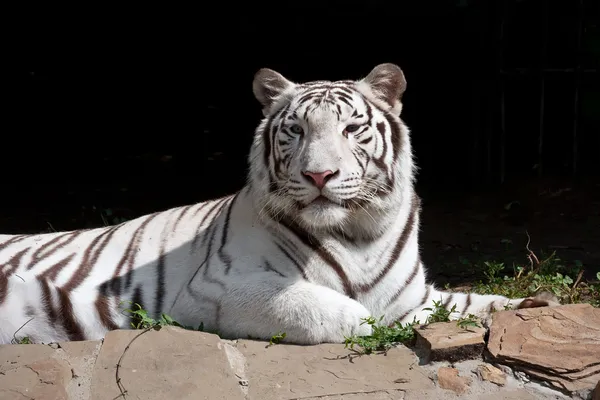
xmin=326 ymin=297 xmax=373 ymax=341
xmin=517 ymin=291 xmax=561 ymax=309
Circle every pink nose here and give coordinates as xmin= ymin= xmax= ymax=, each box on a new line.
xmin=302 ymin=170 xmax=337 ymax=189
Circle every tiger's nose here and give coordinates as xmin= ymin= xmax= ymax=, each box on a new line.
xmin=302 ymin=170 xmax=338 ymax=190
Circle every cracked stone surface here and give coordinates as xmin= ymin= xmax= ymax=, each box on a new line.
xmin=235 ymin=338 xmax=433 ymax=400
xmin=487 ymin=303 xmax=600 ymax=394
xmin=0 ymin=316 xmax=592 ymax=400
xmin=90 ymin=327 xmax=244 ymax=400
xmin=0 ymin=344 xmax=71 ymax=400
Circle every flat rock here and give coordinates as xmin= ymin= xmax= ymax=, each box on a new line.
xmin=475 ymin=363 xmax=506 ymax=386
xmin=487 ymin=303 xmax=600 ymax=394
xmin=90 ymin=327 xmax=244 ymax=400
xmin=437 ymin=366 xmax=472 ymax=395
xmin=236 ymin=340 xmax=434 ymax=400
xmin=57 ymin=340 xmax=103 ymax=400
xmin=413 ymin=321 xmax=486 ymax=363
xmin=0 ymin=343 xmax=72 ymax=400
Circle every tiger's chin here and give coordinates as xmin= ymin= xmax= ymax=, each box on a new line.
xmin=298 ymin=199 xmax=349 ymax=231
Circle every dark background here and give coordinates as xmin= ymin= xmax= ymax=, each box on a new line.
xmin=7 ymin=0 xmax=600 ymax=283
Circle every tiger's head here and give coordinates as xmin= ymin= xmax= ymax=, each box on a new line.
xmin=249 ymin=63 xmax=415 ymax=238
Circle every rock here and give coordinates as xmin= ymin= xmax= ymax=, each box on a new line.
xmin=236 ymin=339 xmax=434 ymax=400
xmin=487 ymin=303 xmax=600 ymax=394
xmin=593 ymin=380 xmax=600 ymax=400
xmin=57 ymin=340 xmax=102 ymax=400
xmin=495 ymin=364 xmax=513 ymax=377
xmin=475 ymin=363 xmax=506 ymax=386
xmin=413 ymin=320 xmax=486 ymax=363
xmin=0 ymin=344 xmax=72 ymax=400
xmin=436 ymin=366 xmax=471 ymax=395
xmin=90 ymin=327 xmax=245 ymax=400
xmin=480 ymin=388 xmax=542 ymax=399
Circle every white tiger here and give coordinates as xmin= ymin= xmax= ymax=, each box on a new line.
xmin=0 ymin=64 xmax=558 ymax=345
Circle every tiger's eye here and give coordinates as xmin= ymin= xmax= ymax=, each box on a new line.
xmin=290 ymin=125 xmax=304 ymax=134
xmin=344 ymin=124 xmax=360 ymax=133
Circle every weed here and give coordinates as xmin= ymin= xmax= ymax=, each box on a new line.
xmin=268 ymin=332 xmax=286 ymax=346
xmin=456 ymin=313 xmax=480 ymax=329
xmin=423 ymin=299 xmax=458 ymax=324
xmin=423 ymin=298 xmax=481 ymax=329
xmin=121 ymin=302 xmax=205 ymax=332
xmin=11 ymin=317 xmax=35 ymax=345
xmin=343 ymin=299 xmax=483 ymax=355
xmin=13 ymin=336 xmax=31 ymax=345
xmin=470 ymin=241 xmax=598 ymax=305
xmin=344 ymin=316 xmax=418 ymax=355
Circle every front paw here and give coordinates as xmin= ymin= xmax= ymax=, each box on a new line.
xmin=332 ymin=298 xmax=373 ymax=339
xmin=517 ymin=291 xmax=561 ymax=309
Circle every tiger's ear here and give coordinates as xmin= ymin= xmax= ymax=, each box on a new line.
xmin=358 ymin=63 xmax=406 ymax=114
xmin=253 ymin=68 xmax=295 ymax=116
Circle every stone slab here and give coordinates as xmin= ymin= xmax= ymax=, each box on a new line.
xmin=90 ymin=327 xmax=244 ymax=400
xmin=56 ymin=340 xmax=102 ymax=400
xmin=0 ymin=343 xmax=71 ymax=400
xmin=414 ymin=320 xmax=486 ymax=363
xmin=487 ymin=303 xmax=600 ymax=393
xmin=236 ymin=340 xmax=434 ymax=400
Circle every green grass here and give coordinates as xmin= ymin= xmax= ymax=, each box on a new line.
xmin=342 ymin=301 xmax=483 ymax=355
xmin=344 ymin=316 xmax=419 ymax=355
xmin=468 ymin=250 xmax=599 ymax=307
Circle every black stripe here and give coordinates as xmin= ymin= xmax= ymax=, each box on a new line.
xmin=394 ymin=283 xmax=432 ymax=324
xmin=460 ymin=294 xmax=473 ymax=317
xmin=262 ymin=259 xmax=286 ymax=277
xmin=442 ymin=294 xmax=454 ymax=310
xmin=385 ymin=259 xmax=421 ymax=307
xmin=131 ymin=285 xmax=145 ymax=327
xmin=220 ymin=194 xmax=239 ymax=274
xmin=275 ymin=243 xmax=307 ymax=279
xmin=357 ymin=193 xmax=418 ymax=293
xmin=280 ymin=219 xmax=355 ymax=298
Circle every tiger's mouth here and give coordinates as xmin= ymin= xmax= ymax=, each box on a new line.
xmin=300 ymin=194 xmax=343 ymax=209
xmin=311 ymin=195 xmax=331 ymax=205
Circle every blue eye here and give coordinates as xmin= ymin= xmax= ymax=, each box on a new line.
xmin=344 ymin=124 xmax=360 ymax=133
xmin=290 ymin=125 xmax=304 ymax=134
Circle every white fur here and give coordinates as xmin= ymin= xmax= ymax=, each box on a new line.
xmin=0 ymin=65 xmax=546 ymax=345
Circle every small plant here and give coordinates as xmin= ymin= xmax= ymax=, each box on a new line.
xmin=422 ymin=298 xmax=481 ymax=329
xmin=423 ymin=298 xmax=458 ymax=324
xmin=11 ymin=336 xmax=31 ymax=345
xmin=456 ymin=313 xmax=480 ymax=329
xmin=268 ymin=332 xmax=286 ymax=346
xmin=344 ymin=316 xmax=419 ymax=355
xmin=11 ymin=317 xmax=35 ymax=344
xmin=122 ymin=302 xmax=186 ymax=330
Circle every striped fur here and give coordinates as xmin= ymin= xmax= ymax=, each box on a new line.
xmin=0 ymin=64 xmax=557 ymax=345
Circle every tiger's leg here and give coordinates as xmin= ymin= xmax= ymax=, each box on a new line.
xmin=216 ymin=274 xmax=374 ymax=344
xmin=391 ymin=285 xmax=559 ymax=327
